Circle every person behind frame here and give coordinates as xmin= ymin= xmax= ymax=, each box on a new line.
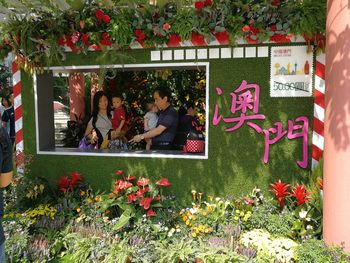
xmin=129 ymin=87 xmax=178 ymax=150
xmin=111 ymin=94 xmax=127 ymax=140
xmin=143 ymin=102 xmax=158 ymax=150
xmin=84 ymin=91 xmax=113 ymax=148
xmin=0 ymin=127 xmax=13 ymax=262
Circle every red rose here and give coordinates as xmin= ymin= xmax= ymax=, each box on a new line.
xmin=81 ymin=33 xmax=90 ymax=46
xmin=57 ymin=36 xmax=66 ymax=46
xmin=134 ymin=29 xmax=146 ymax=41
xmin=100 ymin=32 xmax=112 ymax=46
xmin=204 ymin=0 xmax=212 ymax=6
xmin=102 ymin=14 xmax=110 ymax=24
xmin=271 ymin=0 xmax=280 ymax=6
xmin=95 ymin=9 xmax=105 ymax=20
xmin=194 ymin=1 xmax=205 ymax=10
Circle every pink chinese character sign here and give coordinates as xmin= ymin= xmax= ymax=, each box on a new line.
xmin=271 ymin=46 xmax=313 ymax=97
xmin=213 ymin=80 xmax=309 ymax=169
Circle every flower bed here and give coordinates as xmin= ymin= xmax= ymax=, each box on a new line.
xmin=3 ymin=157 xmax=350 ymax=262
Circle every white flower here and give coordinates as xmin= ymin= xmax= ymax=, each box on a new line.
xmin=299 ymin=209 xmax=307 ymax=219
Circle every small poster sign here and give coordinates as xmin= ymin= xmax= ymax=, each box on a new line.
xmin=270 ymin=46 xmax=313 ymax=97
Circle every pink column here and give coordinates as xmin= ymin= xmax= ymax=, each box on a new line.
xmin=90 ymin=72 xmax=100 ymax=112
xmin=69 ymin=73 xmax=85 ymax=120
xmin=323 ymin=0 xmax=350 ymax=251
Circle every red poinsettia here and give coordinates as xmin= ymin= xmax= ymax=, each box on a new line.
xmin=137 ymin=178 xmax=150 ymax=186
xmin=269 ymin=180 xmax=290 ymax=209
xmin=147 ymin=209 xmax=156 ymax=217
xmin=194 ymin=1 xmax=205 ymax=10
xmin=290 ymin=184 xmax=311 ymax=206
xmin=156 ymin=178 xmax=171 ymax=187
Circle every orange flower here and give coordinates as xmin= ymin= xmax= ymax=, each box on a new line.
xmin=163 ymin=23 xmax=171 ymax=31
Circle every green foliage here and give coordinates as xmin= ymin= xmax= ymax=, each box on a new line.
xmin=296 ymin=239 xmax=350 ymax=263
xmin=247 ymin=202 xmax=295 ymax=237
xmin=169 ymin=8 xmax=194 ymax=40
xmin=0 ymin=0 xmax=326 ymax=70
xmin=155 ymin=239 xmax=197 ymax=263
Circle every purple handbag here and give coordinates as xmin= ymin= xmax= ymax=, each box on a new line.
xmin=78 ymin=137 xmax=95 ymax=150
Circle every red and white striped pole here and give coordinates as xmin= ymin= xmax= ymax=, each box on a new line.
xmin=311 ymin=53 xmax=325 ymax=169
xmin=12 ymin=58 xmax=24 ymax=173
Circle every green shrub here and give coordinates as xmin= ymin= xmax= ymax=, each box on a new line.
xmin=296 ymin=239 xmax=350 ymax=263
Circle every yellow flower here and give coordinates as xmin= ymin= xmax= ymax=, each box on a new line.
xmin=185 ymin=220 xmax=191 ymax=226
xmin=39 ymin=184 xmax=44 ymax=193
xmin=80 ymin=191 xmax=85 ymax=196
xmin=182 ymin=215 xmax=188 ymax=221
xmin=87 ymin=198 xmax=93 ymax=204
xmin=234 ymin=216 xmax=239 ymax=221
xmin=191 ymin=232 xmax=197 ymax=238
xmin=76 ymin=208 xmax=81 ymax=213
xmin=202 ymin=211 xmax=207 ymax=216
xmin=95 ymin=196 xmax=102 ymax=202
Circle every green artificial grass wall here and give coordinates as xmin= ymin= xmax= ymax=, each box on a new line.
xmin=22 ymin=45 xmax=314 ymax=203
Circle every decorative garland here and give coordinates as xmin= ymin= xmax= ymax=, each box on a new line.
xmin=0 ymin=0 xmax=326 ymax=73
